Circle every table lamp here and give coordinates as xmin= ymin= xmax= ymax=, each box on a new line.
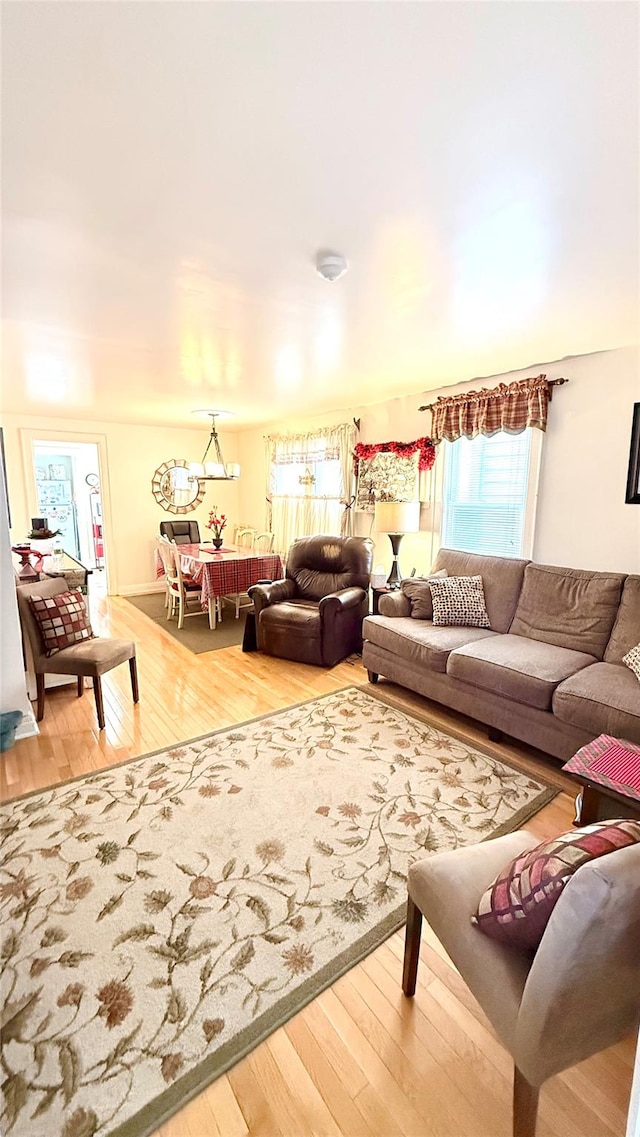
xmin=374 ymin=500 xmax=420 ymax=585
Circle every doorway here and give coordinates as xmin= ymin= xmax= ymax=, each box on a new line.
xmin=31 ymin=440 xmax=107 ymax=592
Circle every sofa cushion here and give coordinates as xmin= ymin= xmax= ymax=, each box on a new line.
xmin=553 ymin=663 xmax=640 ymax=742
xmin=510 ymin=563 xmax=625 ymax=658
xmin=400 ymin=569 xmax=447 ymax=619
xmin=429 ymin=576 xmax=491 ymax=628
xmin=260 ymin=600 xmax=321 ymax=638
xmin=472 ymin=820 xmax=640 ymax=950
xmin=432 ymin=549 xmax=528 ymax=633
xmin=363 ymin=616 xmax=497 ymax=673
xmin=605 ymin=576 xmax=640 ymax=662
xmin=447 ymin=634 xmax=596 ymax=711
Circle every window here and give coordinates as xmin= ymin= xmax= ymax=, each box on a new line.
xmin=441 ymin=429 xmax=539 ymax=558
xmin=266 ymin=424 xmax=355 ymax=555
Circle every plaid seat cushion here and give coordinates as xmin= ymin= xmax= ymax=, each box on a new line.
xmin=29 ymin=589 xmax=94 ymax=657
xmin=429 ymin=575 xmax=491 ymax=628
xmin=472 ymin=819 xmax=640 ymax=949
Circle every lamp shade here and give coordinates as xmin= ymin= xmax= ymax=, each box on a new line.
xmin=374 ymin=500 xmax=420 ymax=534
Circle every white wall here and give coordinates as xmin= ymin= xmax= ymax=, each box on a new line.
xmin=2 ymin=414 xmax=240 ymax=594
xmin=238 ymin=346 xmax=640 ymax=575
xmin=0 ymin=460 xmax=38 ymax=741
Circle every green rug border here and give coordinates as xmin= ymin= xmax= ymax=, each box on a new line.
xmin=3 ymin=685 xmax=558 ymax=1137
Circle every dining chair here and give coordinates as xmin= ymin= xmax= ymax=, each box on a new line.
xmin=159 ymin=520 xmax=201 ymax=545
xmin=235 ymin=528 xmax=256 ymax=550
xmin=168 ymin=540 xmax=205 ymax=630
xmin=224 ymin=529 xmax=258 ymax=617
xmin=254 ymin=531 xmax=275 ymax=553
xmin=157 ymin=534 xmax=177 ymax=610
xmin=16 ymin=577 xmax=139 ymax=731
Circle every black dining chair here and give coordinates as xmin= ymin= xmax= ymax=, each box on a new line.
xmin=159 ymin=520 xmax=201 ymax=545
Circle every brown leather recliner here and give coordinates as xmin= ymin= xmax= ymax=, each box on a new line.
xmin=248 ymin=535 xmax=374 ymax=666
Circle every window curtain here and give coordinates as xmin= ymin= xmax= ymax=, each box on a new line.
xmin=265 ymin=423 xmax=356 ymax=557
xmin=430 ymin=374 xmax=551 ymax=444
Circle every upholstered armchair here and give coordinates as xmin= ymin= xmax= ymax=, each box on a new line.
xmin=249 ymin=535 xmax=373 ymax=666
xmin=159 ymin=520 xmax=201 ymax=545
xmin=402 ymin=831 xmax=640 ymax=1137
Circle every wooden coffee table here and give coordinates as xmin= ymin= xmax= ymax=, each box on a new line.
xmin=562 ymin=734 xmax=640 ymax=825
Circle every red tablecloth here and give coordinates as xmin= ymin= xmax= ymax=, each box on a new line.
xmin=176 ymin=545 xmax=283 ymax=611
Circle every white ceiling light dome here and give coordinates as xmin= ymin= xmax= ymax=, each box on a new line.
xmin=316 ymin=250 xmax=348 ymax=282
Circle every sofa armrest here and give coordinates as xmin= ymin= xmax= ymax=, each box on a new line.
xmin=248 ymin=578 xmax=296 ymax=618
xmin=319 ymin=587 xmax=367 ymax=616
xmin=378 ymin=591 xmax=411 ymax=617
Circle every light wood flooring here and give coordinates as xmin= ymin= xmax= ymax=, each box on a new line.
xmin=2 ymin=590 xmax=635 ymax=1137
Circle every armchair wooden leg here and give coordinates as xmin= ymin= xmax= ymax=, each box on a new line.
xmin=36 ymin=674 xmax=46 ymax=721
xmin=402 ymin=895 xmax=423 ymax=997
xmin=92 ymin=676 xmax=105 ymax=730
xmin=367 ymin=670 xmax=379 ymax=684
xmin=513 ymin=1067 xmax=539 ymax=1137
xmin=77 ymin=676 xmax=84 ymax=697
xmin=129 ymin=656 xmax=139 ymax=703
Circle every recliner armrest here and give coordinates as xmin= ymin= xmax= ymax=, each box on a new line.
xmin=248 ymin=578 xmax=296 ymax=617
xmin=319 ymin=587 xmax=366 ymax=616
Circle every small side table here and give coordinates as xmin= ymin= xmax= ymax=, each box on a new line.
xmin=371 ymin=585 xmax=399 ymax=615
xmin=562 ymin=734 xmax=640 ymax=825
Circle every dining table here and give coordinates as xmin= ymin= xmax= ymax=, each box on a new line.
xmin=158 ymin=543 xmax=283 ymax=630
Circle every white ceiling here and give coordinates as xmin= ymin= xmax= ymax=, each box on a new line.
xmin=2 ymin=2 xmax=638 ymax=429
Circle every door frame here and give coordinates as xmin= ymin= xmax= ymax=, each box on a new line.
xmin=19 ymin=428 xmax=117 ymax=594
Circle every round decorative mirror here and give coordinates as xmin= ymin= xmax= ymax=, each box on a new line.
xmin=151 ymin=459 xmax=205 ymax=514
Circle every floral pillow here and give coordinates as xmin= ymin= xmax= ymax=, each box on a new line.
xmin=428 ymin=575 xmax=491 ymax=628
xmin=401 ymin=569 xmax=448 ymax=619
xmin=623 ymin=643 xmax=640 ymax=683
xmin=29 ymin=590 xmax=94 ymax=656
xmin=472 ymin=819 xmax=640 ymax=950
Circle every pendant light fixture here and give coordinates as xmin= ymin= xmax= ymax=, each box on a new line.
xmin=188 ymin=411 xmax=240 ymax=482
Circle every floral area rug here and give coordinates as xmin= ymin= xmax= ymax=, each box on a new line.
xmin=0 ymin=686 xmax=556 ymax=1137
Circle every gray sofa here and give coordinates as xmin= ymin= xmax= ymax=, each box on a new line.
xmin=362 ymin=549 xmax=640 ymax=761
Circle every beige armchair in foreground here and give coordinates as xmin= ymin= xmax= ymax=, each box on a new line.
xmin=17 ymin=577 xmax=139 ymax=731
xmin=402 ymin=831 xmax=640 ymax=1137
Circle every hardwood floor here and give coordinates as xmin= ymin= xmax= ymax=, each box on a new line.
xmin=2 ymin=591 xmax=634 ymax=1137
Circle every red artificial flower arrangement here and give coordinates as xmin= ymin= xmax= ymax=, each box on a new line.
xmin=353 ymin=436 xmax=436 ymax=472
xmin=206 ymin=509 xmax=227 ymax=539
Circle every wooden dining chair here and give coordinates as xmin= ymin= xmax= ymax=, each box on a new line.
xmin=235 ymin=528 xmax=256 ymax=550
xmin=157 ymin=534 xmax=177 ymax=610
xmin=168 ymin=540 xmax=205 ymax=630
xmin=254 ymin=531 xmax=275 ymax=553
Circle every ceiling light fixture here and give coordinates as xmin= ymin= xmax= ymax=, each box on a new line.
xmin=316 ymin=250 xmax=348 ymax=282
xmin=188 ymin=411 xmax=240 ymax=482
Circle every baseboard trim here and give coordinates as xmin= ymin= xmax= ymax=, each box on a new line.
xmin=118 ymin=584 xmax=165 ymax=598
xmin=15 ymin=705 xmax=39 ymax=741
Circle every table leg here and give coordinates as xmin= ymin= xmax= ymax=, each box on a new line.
xmin=208 ymin=596 xmax=217 ymax=630
xmin=578 ymin=783 xmax=600 ymax=825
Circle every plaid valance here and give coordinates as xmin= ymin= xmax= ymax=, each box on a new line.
xmin=429 ymin=374 xmax=552 ymax=444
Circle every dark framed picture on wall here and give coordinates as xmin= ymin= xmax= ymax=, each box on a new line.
xmin=625 ymin=402 xmax=640 ymax=504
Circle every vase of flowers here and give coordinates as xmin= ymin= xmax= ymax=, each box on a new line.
xmin=206 ymin=508 xmax=227 ymax=550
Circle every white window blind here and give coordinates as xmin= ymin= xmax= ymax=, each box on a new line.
xmin=441 ymin=430 xmax=534 ymax=558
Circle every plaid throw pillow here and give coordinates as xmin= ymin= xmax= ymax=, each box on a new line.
xmin=623 ymin=643 xmax=640 ymax=683
xmin=29 ymin=590 xmax=94 ymax=657
xmin=400 ymin=569 xmax=448 ymax=619
xmin=472 ymin=819 xmax=640 ymax=950
xmin=428 ymin=575 xmax=490 ymax=628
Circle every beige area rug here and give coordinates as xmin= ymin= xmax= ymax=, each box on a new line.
xmin=0 ymin=687 xmax=556 ymax=1137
